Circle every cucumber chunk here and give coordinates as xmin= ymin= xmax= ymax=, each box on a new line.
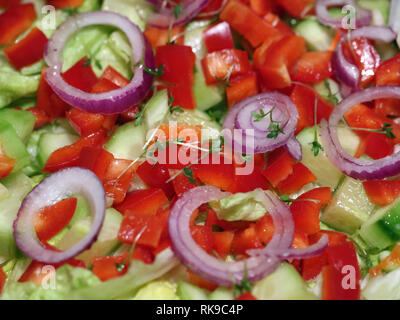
xmin=252 ymin=262 xmax=318 ymax=300
xmin=177 ymin=281 xmax=210 ymax=300
xmin=297 ymin=125 xmax=360 ymax=189
xmin=105 ymin=122 xmax=146 ymax=160
xmin=322 ymin=177 xmax=375 ymax=233
xmin=0 ymin=109 xmax=35 ymax=142
xmin=208 ymin=287 xmax=235 ymax=300
xmin=294 ymin=18 xmax=334 ymax=51
xmin=143 ymin=89 xmax=170 ymax=130
xmin=360 ymin=197 xmax=400 ymax=250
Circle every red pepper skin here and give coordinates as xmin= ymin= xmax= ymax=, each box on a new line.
xmin=203 ymin=21 xmax=234 ymax=53
xmin=0 ymin=3 xmax=37 ymax=45
xmin=276 ymin=0 xmax=315 ymax=18
xmin=277 ymin=163 xmax=317 ymax=195
xmin=137 ymin=161 xmax=175 ymax=199
xmin=47 ymin=0 xmax=85 ymax=9
xmin=34 ymin=198 xmax=77 ymax=243
xmin=363 ymin=178 xmax=400 ymax=206
xmin=0 ymin=268 xmax=5 ymax=295
xmin=226 ymin=72 xmax=259 ymax=108
xmin=144 ymin=26 xmax=184 ymax=49
xmin=62 ymin=57 xmax=98 ymax=93
xmin=78 ymin=147 xmax=114 ymax=182
xmin=235 ymin=293 xmax=257 ymax=300
xmin=0 ymin=154 xmax=16 ymax=179
xmin=201 ymin=49 xmax=252 ymax=85
xmin=261 ymin=147 xmax=295 ymax=187
xmin=220 ymin=0 xmax=282 ymax=47
xmin=212 ymin=231 xmax=234 ymax=259
xmin=291 ymin=51 xmax=333 ymax=83
xmin=4 ymin=27 xmax=48 ymax=70
xmin=27 ymin=107 xmax=50 ymax=129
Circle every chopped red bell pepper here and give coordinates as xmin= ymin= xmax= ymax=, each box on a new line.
xmin=103 ymin=159 xmax=138 ymax=204
xmin=201 ymin=48 xmax=252 ymax=85
xmin=256 ymin=35 xmax=306 ymax=89
xmin=231 ymin=166 xmax=270 ymax=193
xmin=4 ymin=27 xmax=48 ymax=70
xmin=226 ymin=72 xmax=259 ymax=108
xmin=363 ymin=133 xmax=394 ymax=160
xmin=0 ymin=3 xmax=37 ymax=45
xmin=220 ymin=0 xmax=283 ymax=47
xmin=115 ymin=188 xmax=169 ymax=216
xmin=342 ymin=37 xmax=381 ymax=88
xmin=375 ymin=54 xmax=400 ymax=117
xmin=34 ymin=198 xmax=77 ymax=243
xmin=100 ymin=66 xmax=130 ymax=88
xmin=261 ymin=147 xmax=295 ymax=187
xmin=78 ymin=147 xmax=114 ymax=182
xmin=255 ymin=214 xmax=274 ymax=244
xmin=36 ymin=68 xmax=71 ymax=119
xmin=27 ymin=107 xmax=50 ymax=129
xmin=157 ymin=83 xmax=196 ymax=110
xmin=235 ymin=292 xmax=258 ymax=300
xmin=249 ymin=0 xmax=276 ymax=16
xmin=193 ymin=159 xmax=236 ymax=192
xmin=62 ymin=57 xmax=98 ymax=93
xmin=191 ymin=225 xmax=214 ymax=254
xmin=0 ymin=0 xmax=21 ymax=9
xmin=47 ymin=0 xmax=85 ymax=9
xmin=363 ymin=178 xmax=400 ymax=206
xmin=155 ymin=44 xmax=196 ymax=86
xmin=212 ymin=231 xmax=234 ymax=259
xmin=0 ymin=268 xmax=5 ymax=295
xmin=137 ymin=161 xmax=175 ymax=199
xmin=0 ymin=154 xmax=16 ymax=179
xmin=291 ymin=51 xmax=333 ymax=83
xmin=144 ymin=26 xmax=185 ymax=49
xmin=43 ymin=129 xmax=107 ymax=173
xmin=169 ymin=169 xmax=199 ymax=196
xmin=276 ymin=0 xmax=315 ymax=18
xmin=369 ymin=244 xmax=400 ymax=278
xmin=231 ymin=224 xmax=263 ymax=256
xmin=187 ymin=270 xmax=218 ymax=291
xmin=203 ymin=21 xmax=234 ymax=53
xmin=290 ymin=84 xmax=334 ymax=134
xmin=276 ymin=162 xmax=317 ymax=195
xmin=66 ymin=109 xmax=105 ymax=136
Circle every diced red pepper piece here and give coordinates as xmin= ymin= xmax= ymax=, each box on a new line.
xmin=115 ymin=188 xmax=169 ymax=217
xmin=169 ymin=169 xmax=199 ymax=196
xmin=157 ymin=83 xmax=196 ymax=110
xmin=4 ymin=27 xmax=47 ymax=70
xmin=191 ymin=225 xmax=214 ymax=254
xmin=290 ymin=84 xmax=334 ymax=134
xmin=66 ymin=108 xmax=106 ymax=136
xmin=137 ymin=161 xmax=175 ymax=199
xmin=62 ymin=57 xmax=98 ymax=93
xmin=249 ymin=0 xmax=275 ymax=16
xmin=0 ymin=3 xmax=37 ymax=45
xmin=277 ymin=163 xmax=317 ymax=195
xmin=100 ymin=66 xmax=130 ymax=88
xmin=144 ymin=26 xmax=184 ymax=49
xmin=231 ymin=224 xmax=263 ymax=256
xmin=363 ymin=178 xmax=400 ymax=206
xmin=369 ymin=244 xmax=400 ymax=278
xmin=231 ymin=166 xmax=269 ymax=193
xmin=255 ymin=214 xmax=274 ymax=244
xmin=256 ymin=35 xmax=306 ymax=89
xmin=155 ymin=44 xmax=196 ymax=86
xmin=0 ymin=0 xmax=21 ymax=9
xmin=47 ymin=0 xmax=85 ymax=9
xmin=220 ymin=0 xmax=283 ymax=47
xmin=276 ymin=0 xmax=315 ymax=18
xmin=203 ymin=21 xmax=234 ymax=53
xmin=27 ymin=107 xmax=50 ymax=129
xmin=78 ymin=147 xmax=114 ymax=182
xmin=34 ymin=198 xmax=77 ymax=243
xmin=262 ymin=148 xmax=295 ymax=187
xmin=235 ymin=292 xmax=257 ymax=300
xmin=0 ymin=154 xmax=16 ymax=179
xmin=375 ymin=54 xmax=400 ymax=117
xmin=0 ymin=268 xmax=5 ymax=295
xmin=193 ymin=159 xmax=236 ymax=192
xmin=201 ymin=49 xmax=252 ymax=85
xmin=188 ymin=270 xmax=218 ymax=291
xmin=291 ymin=51 xmax=333 ymax=83
xmin=226 ymin=72 xmax=259 ymax=108
xmin=212 ymin=231 xmax=234 ymax=259
xmin=43 ymin=129 xmax=107 ymax=173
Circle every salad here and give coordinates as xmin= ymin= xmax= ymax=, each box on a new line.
xmin=0 ymin=0 xmax=400 ymax=300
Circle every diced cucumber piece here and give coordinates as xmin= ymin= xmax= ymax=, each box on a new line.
xmin=0 ymin=182 xmax=8 ymax=202
xmin=0 ymin=172 xmax=33 ymax=201
xmin=168 ymin=109 xmax=221 ymax=141
xmin=0 ymin=119 xmax=30 ymax=172
xmin=62 ymin=25 xmax=112 ymax=72
xmin=78 ymin=0 xmax=102 ymax=12
xmin=294 ymin=18 xmax=334 ymax=51
xmin=134 ymin=281 xmax=180 ymax=300
xmin=102 ymin=0 xmax=154 ymax=31
xmin=58 ymin=208 xmax=122 ymax=266
xmin=0 ymin=109 xmax=35 ymax=142
xmin=321 ymin=177 xmax=375 ymax=233
xmin=297 ymin=125 xmax=360 ymax=189
xmin=252 ymin=263 xmax=318 ymax=300
xmin=105 ymin=122 xmax=146 ymax=160
xmin=184 ymin=20 xmax=211 ymax=59
xmin=193 ymin=60 xmax=225 ymax=111
xmin=143 ymin=90 xmax=170 ymax=130
xmin=208 ymin=287 xmax=235 ymax=300
xmin=313 ymin=79 xmax=342 ymax=105
xmin=0 ymin=196 xmax=21 ymax=258
xmin=177 ymin=281 xmax=209 ymax=300
xmin=20 ymin=60 xmax=46 ymax=76
xmin=360 ymin=197 xmax=400 ymax=250
xmin=37 ymin=132 xmax=78 ymax=168
xmin=69 ymin=195 xmax=91 ymax=226
xmin=362 ymin=268 xmax=400 ymax=300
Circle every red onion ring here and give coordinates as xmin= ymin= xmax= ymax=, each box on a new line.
xmin=316 ymin=0 xmax=372 ymax=28
xmin=44 ymin=11 xmax=154 ymax=115
xmin=389 ymin=0 xmax=400 ymax=33
xmin=321 ymin=85 xmax=400 ymax=180
xmin=222 ymin=92 xmax=301 ymax=158
xmin=147 ymin=0 xmax=210 ymax=28
xmin=333 ymin=26 xmax=396 ymax=90
xmin=168 ymin=186 xmax=281 ymax=286
xmin=13 ymin=167 xmax=106 ymax=264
